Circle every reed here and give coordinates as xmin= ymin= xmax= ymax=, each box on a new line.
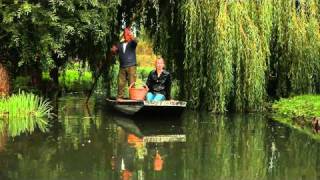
xmin=0 ymin=91 xmax=53 ymax=136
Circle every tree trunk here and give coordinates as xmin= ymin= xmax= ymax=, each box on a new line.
xmin=30 ymin=62 xmax=42 ymax=90
xmin=50 ymin=67 xmax=59 ymax=85
xmin=0 ymin=62 xmax=10 ymax=97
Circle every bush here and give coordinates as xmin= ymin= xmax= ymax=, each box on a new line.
xmin=59 ymin=70 xmax=93 ymax=92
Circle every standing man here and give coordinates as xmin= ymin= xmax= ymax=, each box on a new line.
xmin=111 ymin=27 xmax=138 ymax=101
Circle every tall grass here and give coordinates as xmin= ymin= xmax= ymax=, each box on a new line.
xmin=272 ymin=95 xmax=320 ymax=118
xmin=0 ymin=91 xmax=53 ymax=137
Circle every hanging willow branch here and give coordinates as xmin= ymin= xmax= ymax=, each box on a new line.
xmin=141 ymin=0 xmax=320 ymax=113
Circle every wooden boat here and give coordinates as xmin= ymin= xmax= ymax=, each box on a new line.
xmin=106 ymin=99 xmax=187 ymax=116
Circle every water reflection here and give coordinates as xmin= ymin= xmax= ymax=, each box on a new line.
xmin=0 ymin=131 xmax=7 ymax=152
xmin=0 ymin=96 xmax=318 ymax=180
xmin=182 ymin=112 xmax=268 ymax=180
xmin=0 ymin=116 xmax=47 ymax=137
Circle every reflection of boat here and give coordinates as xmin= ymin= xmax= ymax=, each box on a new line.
xmin=112 ymin=113 xmax=185 ymax=179
xmin=143 ymin=134 xmax=186 ymax=143
xmin=114 ymin=117 xmax=144 ymax=137
xmin=106 ymin=99 xmax=187 ymax=116
xmin=113 ymin=114 xmax=186 ymax=143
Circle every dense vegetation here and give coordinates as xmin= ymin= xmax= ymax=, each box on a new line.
xmin=0 ymin=0 xmax=120 ymax=96
xmin=273 ymin=95 xmax=320 ymax=118
xmin=1 ymin=0 xmax=320 ymax=113
xmin=141 ymin=0 xmax=320 ymax=112
xmin=272 ymin=95 xmax=320 ymax=139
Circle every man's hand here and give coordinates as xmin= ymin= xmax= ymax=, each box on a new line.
xmin=129 ymin=31 xmax=134 ymax=41
xmin=125 ymin=27 xmax=135 ymax=41
xmin=111 ymin=45 xmax=118 ymax=54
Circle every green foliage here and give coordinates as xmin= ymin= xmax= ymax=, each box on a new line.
xmin=142 ymin=0 xmax=320 ymax=112
xmin=270 ymin=0 xmax=320 ymax=96
xmin=0 ymin=0 xmax=120 ymax=79
xmin=12 ymin=76 xmax=31 ymax=92
xmin=60 ymin=70 xmax=93 ymax=92
xmin=106 ymin=63 xmax=120 ymax=98
xmin=137 ymin=66 xmax=153 ymax=81
xmin=2 ymin=0 xmax=320 ymax=113
xmin=181 ymin=0 xmax=272 ymax=112
xmin=140 ymin=0 xmax=185 ymax=98
xmin=272 ymin=95 xmax=320 ymax=118
xmin=0 ymin=91 xmax=53 ymax=137
xmin=272 ymin=95 xmax=320 ymax=139
xmin=171 ymin=80 xmax=180 ymax=99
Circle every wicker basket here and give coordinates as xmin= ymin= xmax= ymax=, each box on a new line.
xmin=128 ymin=82 xmax=148 ymax=100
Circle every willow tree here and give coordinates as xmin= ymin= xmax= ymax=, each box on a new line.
xmin=140 ymin=0 xmax=320 ymax=113
xmin=0 ymin=0 xmax=119 ymax=93
xmin=207 ymin=3 xmax=233 ymax=113
xmin=2 ymin=0 xmax=319 ymax=111
xmin=229 ymin=1 xmax=272 ymax=112
xmin=138 ymin=0 xmax=186 ymax=100
xmin=271 ymin=0 xmax=320 ymax=96
xmin=182 ymin=0 xmax=272 ymax=112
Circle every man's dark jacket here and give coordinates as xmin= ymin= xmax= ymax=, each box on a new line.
xmin=117 ymin=40 xmax=137 ymax=68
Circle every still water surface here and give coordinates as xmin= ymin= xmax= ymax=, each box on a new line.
xmin=0 ymin=96 xmax=319 ymax=180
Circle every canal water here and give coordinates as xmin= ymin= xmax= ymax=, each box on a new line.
xmin=0 ymin=95 xmax=319 ymax=180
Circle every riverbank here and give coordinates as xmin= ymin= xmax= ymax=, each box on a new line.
xmin=272 ymin=95 xmax=320 ymax=139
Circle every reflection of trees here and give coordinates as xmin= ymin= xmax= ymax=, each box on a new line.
xmin=266 ymin=121 xmax=320 ymax=180
xmin=0 ymin=130 xmax=117 ymax=180
xmin=1 ymin=97 xmax=320 ymax=180
xmin=0 ymin=130 xmax=7 ymax=152
xmin=231 ymin=114 xmax=267 ymax=180
xmin=183 ymin=112 xmax=320 ymax=180
xmin=182 ymin=112 xmax=268 ymax=180
xmin=58 ymin=96 xmax=103 ymax=149
xmin=0 ymin=96 xmax=119 ymax=180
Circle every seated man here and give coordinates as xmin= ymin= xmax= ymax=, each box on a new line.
xmin=145 ymin=57 xmax=171 ymax=101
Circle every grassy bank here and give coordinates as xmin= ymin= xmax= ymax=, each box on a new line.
xmin=272 ymin=95 xmax=320 ymax=139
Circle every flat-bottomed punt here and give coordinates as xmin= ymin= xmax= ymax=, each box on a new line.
xmin=106 ymin=99 xmax=187 ymax=116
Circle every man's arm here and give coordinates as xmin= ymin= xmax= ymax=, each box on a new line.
xmin=128 ymin=30 xmax=138 ymax=48
xmin=109 ymin=44 xmax=119 ymax=64
xmin=130 ymin=39 xmax=138 ymax=49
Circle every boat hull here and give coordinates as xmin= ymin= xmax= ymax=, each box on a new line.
xmin=106 ymin=99 xmax=187 ymax=116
